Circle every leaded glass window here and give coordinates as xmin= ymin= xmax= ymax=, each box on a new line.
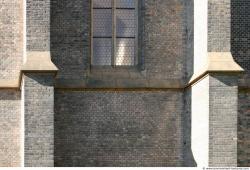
xmin=92 ymin=0 xmax=138 ymax=66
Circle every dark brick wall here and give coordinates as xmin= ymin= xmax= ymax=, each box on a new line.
xmin=231 ymin=0 xmax=250 ymax=74
xmin=50 ymin=0 xmax=189 ymax=83
xmin=238 ymin=90 xmax=250 ymax=167
xmin=183 ymin=89 xmax=196 ymax=167
xmin=184 ymin=0 xmax=194 ymax=80
xmin=231 ymin=0 xmax=250 ymax=166
xmin=51 ymin=2 xmax=191 ymax=165
xmin=1 ymin=0 xmax=248 ymax=167
xmin=50 ymin=0 xmax=90 ymax=79
xmin=143 ymin=0 xmax=186 ymax=81
xmin=24 ymin=73 xmax=55 ymax=167
xmin=54 ymin=90 xmax=185 ymax=166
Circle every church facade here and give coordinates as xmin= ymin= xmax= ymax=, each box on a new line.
xmin=0 ymin=0 xmax=249 ymax=167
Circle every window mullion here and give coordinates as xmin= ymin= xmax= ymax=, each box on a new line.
xmin=112 ymin=0 xmax=116 ymax=67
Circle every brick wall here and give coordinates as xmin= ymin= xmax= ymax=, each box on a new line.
xmin=0 ymin=0 xmax=23 ymax=80
xmin=238 ymin=90 xmax=250 ymax=166
xmin=208 ymin=0 xmax=231 ymax=52
xmin=51 ymin=1 xmax=191 ymax=165
xmin=143 ymin=0 xmax=186 ymax=81
xmin=24 ymin=73 xmax=55 ymax=167
xmin=184 ymin=0 xmax=194 ymax=80
xmin=0 ymin=0 xmax=249 ymax=167
xmin=0 ymin=90 xmax=21 ymax=166
xmin=54 ymin=90 xmax=185 ymax=166
xmin=231 ymin=0 xmax=250 ymax=74
xmin=50 ymin=0 xmax=188 ymax=84
xmin=50 ymin=0 xmax=90 ymax=79
xmin=27 ymin=0 xmax=50 ymax=51
xmin=183 ymin=89 xmax=196 ymax=167
xmin=209 ymin=74 xmax=238 ymax=166
xmin=231 ymin=0 xmax=250 ymax=166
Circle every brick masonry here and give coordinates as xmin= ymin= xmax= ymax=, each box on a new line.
xmin=231 ymin=0 xmax=250 ymax=74
xmin=143 ymin=0 xmax=186 ymax=81
xmin=50 ymin=0 xmax=189 ymax=84
xmin=0 ymin=0 xmax=249 ymax=167
xmin=24 ymin=73 xmax=55 ymax=167
xmin=50 ymin=0 xmax=90 ymax=79
xmin=54 ymin=90 xmax=186 ymax=167
xmin=27 ymin=0 xmax=50 ymax=51
xmin=209 ymin=74 xmax=238 ymax=167
xmin=0 ymin=90 xmax=21 ymax=167
xmin=184 ymin=0 xmax=194 ymax=80
xmin=208 ymin=0 xmax=231 ymax=52
xmin=0 ymin=0 xmax=23 ymax=80
xmin=208 ymin=0 xmax=250 ymax=166
xmin=183 ymin=89 xmax=196 ymax=167
xmin=238 ymin=90 xmax=250 ymax=167
xmin=0 ymin=0 xmax=23 ymax=167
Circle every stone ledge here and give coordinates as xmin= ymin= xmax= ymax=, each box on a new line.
xmin=55 ymin=78 xmax=184 ymax=89
xmin=0 ymin=79 xmax=20 ymax=89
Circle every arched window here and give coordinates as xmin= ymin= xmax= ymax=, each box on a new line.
xmin=92 ymin=0 xmax=138 ymax=66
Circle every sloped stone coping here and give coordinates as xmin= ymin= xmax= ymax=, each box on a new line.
xmin=187 ymin=52 xmax=244 ymax=88
xmin=0 ymin=51 xmax=58 ymax=89
xmin=22 ymin=51 xmax=58 ymax=72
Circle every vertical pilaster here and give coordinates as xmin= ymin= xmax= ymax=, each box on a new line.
xmin=23 ymin=0 xmax=57 ymax=167
xmin=208 ymin=74 xmax=238 ymax=166
xmin=26 ymin=0 xmax=50 ymax=51
xmin=0 ymin=0 xmax=23 ymax=167
xmin=208 ymin=0 xmax=231 ymax=52
xmin=24 ymin=73 xmax=55 ymax=167
xmin=191 ymin=0 xmax=244 ymax=167
xmin=207 ymin=0 xmax=236 ymax=167
xmin=207 ymin=0 xmax=241 ymax=167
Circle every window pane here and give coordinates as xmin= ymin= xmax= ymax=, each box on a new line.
xmin=116 ymin=0 xmax=136 ymax=8
xmin=93 ymin=9 xmax=112 ymax=37
xmin=115 ymin=38 xmax=135 ymax=66
xmin=93 ymin=0 xmax=112 ymax=8
xmin=116 ymin=9 xmax=136 ymax=37
xmin=93 ymin=38 xmax=112 ymax=65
